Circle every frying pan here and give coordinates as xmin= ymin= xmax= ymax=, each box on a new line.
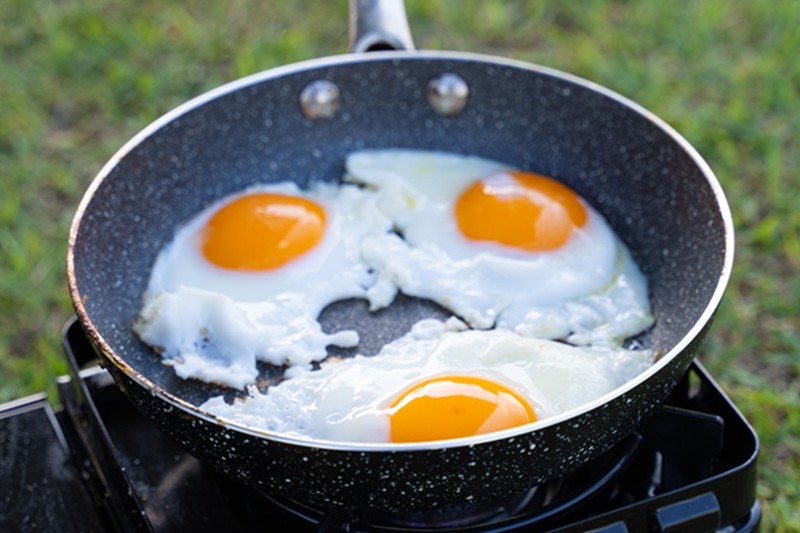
xmin=67 ymin=0 xmax=733 ymax=513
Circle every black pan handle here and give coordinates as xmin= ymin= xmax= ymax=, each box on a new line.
xmin=349 ymin=0 xmax=416 ymax=52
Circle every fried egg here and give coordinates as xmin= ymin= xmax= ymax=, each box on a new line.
xmin=346 ymin=149 xmax=653 ymax=346
xmin=136 ymin=146 xmax=654 ymax=423
xmin=134 ymin=181 xmax=393 ymax=389
xmin=202 ymin=319 xmax=654 ymax=444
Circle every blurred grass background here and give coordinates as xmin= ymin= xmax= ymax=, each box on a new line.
xmin=1 ymin=0 xmax=798 ymax=529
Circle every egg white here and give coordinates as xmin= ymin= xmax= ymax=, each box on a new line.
xmin=346 ymin=149 xmax=654 ymax=345
xmin=134 ymin=181 xmax=393 ymax=389
xmin=201 ymin=319 xmax=654 ymax=444
xmin=135 ymin=149 xmax=654 ymax=404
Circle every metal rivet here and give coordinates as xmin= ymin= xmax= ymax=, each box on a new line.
xmin=427 ymin=73 xmax=469 ymax=116
xmin=299 ymin=80 xmax=341 ymax=119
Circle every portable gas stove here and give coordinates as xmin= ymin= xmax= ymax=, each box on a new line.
xmin=0 ymin=317 xmax=760 ymax=532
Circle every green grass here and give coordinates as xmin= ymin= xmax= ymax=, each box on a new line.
xmin=2 ymin=0 xmax=798 ymax=529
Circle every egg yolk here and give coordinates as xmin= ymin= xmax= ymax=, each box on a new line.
xmin=388 ymin=375 xmax=537 ymax=443
xmin=201 ymin=193 xmax=326 ymax=271
xmin=454 ymin=171 xmax=588 ymax=251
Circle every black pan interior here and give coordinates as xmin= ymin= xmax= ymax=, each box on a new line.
xmin=70 ymin=53 xmax=729 ymax=408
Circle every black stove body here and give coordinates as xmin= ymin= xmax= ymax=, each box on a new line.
xmin=0 ymin=318 xmax=760 ymax=532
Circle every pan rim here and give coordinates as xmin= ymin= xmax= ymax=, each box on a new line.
xmin=66 ymin=49 xmax=735 ymax=452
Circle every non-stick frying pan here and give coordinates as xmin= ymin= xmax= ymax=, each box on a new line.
xmin=67 ymin=0 xmax=733 ymax=512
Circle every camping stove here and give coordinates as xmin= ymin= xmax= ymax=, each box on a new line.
xmin=0 ymin=317 xmax=760 ymax=532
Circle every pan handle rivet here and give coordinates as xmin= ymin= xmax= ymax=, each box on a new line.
xmin=300 ymin=80 xmax=341 ymax=119
xmin=427 ymin=73 xmax=469 ymax=116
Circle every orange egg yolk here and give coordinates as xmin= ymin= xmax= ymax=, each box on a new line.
xmin=201 ymin=193 xmax=326 ymax=271
xmin=454 ymin=171 xmax=588 ymax=251
xmin=388 ymin=375 xmax=537 ymax=443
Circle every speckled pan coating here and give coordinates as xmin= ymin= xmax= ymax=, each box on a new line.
xmin=67 ymin=51 xmax=734 ymax=512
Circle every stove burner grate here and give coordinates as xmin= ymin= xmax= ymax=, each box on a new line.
xmin=251 ymin=431 xmax=642 ymax=531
